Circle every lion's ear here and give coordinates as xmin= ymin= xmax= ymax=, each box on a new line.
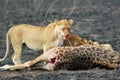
xmin=54 ymin=19 xmax=57 ymax=23
xmin=54 ymin=19 xmax=58 ymax=25
xmin=69 ymin=19 xmax=74 ymax=25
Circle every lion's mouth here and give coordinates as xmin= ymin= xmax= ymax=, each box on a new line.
xmin=63 ymin=34 xmax=69 ymax=40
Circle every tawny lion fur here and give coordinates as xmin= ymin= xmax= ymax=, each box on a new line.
xmin=0 ymin=19 xmax=73 ymax=65
xmin=64 ymin=34 xmax=113 ymax=50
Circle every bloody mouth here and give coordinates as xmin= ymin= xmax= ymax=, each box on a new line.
xmin=63 ymin=34 xmax=69 ymax=40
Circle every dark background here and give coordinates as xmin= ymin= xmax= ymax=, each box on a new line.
xmin=0 ymin=0 xmax=120 ymax=79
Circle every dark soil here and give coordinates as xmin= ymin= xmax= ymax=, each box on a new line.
xmin=0 ymin=0 xmax=120 ymax=80
xmin=1 ymin=69 xmax=120 ymax=80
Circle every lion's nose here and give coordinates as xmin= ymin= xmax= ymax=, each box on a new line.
xmin=65 ymin=34 xmax=69 ymax=39
xmin=63 ymin=33 xmax=70 ymax=40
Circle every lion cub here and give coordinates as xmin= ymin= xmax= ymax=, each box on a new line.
xmin=0 ymin=19 xmax=73 ymax=65
xmin=63 ymin=34 xmax=93 ymax=46
xmin=63 ymin=34 xmax=113 ymax=50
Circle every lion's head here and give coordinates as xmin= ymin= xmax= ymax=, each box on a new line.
xmin=54 ymin=19 xmax=73 ymax=40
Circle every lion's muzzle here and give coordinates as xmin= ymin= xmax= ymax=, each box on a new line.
xmin=63 ymin=34 xmax=69 ymax=40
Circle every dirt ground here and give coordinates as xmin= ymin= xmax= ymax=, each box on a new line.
xmin=0 ymin=69 xmax=120 ymax=80
xmin=0 ymin=0 xmax=120 ymax=80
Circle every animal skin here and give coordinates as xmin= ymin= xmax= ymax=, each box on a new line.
xmin=0 ymin=44 xmax=119 ymax=71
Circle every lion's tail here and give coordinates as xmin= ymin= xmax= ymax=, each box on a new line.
xmin=0 ymin=31 xmax=10 ymax=61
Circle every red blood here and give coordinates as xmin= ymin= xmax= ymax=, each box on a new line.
xmin=50 ymin=57 xmax=56 ymax=64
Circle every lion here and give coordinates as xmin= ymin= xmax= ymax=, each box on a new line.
xmin=0 ymin=19 xmax=73 ymax=65
xmin=63 ymin=34 xmax=113 ymax=50
xmin=63 ymin=34 xmax=93 ymax=46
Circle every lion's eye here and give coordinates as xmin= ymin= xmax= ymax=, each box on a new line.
xmin=67 ymin=28 xmax=70 ymax=31
xmin=62 ymin=28 xmax=71 ymax=31
xmin=62 ymin=28 xmax=65 ymax=31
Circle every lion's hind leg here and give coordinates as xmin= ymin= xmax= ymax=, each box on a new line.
xmin=10 ymin=35 xmax=23 ymax=65
xmin=11 ymin=46 xmax=22 ymax=65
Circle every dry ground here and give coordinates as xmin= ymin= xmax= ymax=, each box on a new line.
xmin=0 ymin=0 xmax=120 ymax=80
